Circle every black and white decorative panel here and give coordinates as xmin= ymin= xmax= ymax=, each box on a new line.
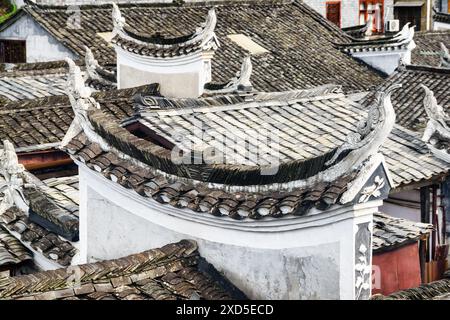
xmin=354 ymin=164 xmax=391 ymax=205
xmin=354 ymin=222 xmax=372 ymax=300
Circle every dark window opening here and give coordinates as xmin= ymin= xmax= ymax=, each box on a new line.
xmin=0 ymin=39 xmax=26 ymax=63
xmin=394 ymin=7 xmax=421 ymax=31
xmin=326 ymin=2 xmax=342 ymax=27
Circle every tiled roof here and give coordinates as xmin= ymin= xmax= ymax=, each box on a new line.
xmin=25 ymin=175 xmax=79 ymax=241
xmin=0 ymin=58 xmax=119 ymax=103
xmin=0 ymin=240 xmax=242 ymax=300
xmin=21 ymin=0 xmax=384 ymax=92
xmin=111 ymin=6 xmax=219 ymax=58
xmin=0 ymin=73 xmax=67 ymax=102
xmin=0 ymin=226 xmax=32 ymax=268
xmin=374 ymin=65 xmax=450 ymax=131
xmin=341 ymin=24 xmax=369 ymax=39
xmin=372 ymin=212 xmax=433 ymax=253
xmin=338 ymin=27 xmax=414 ymax=53
xmin=58 ymin=82 xmax=448 ymax=220
xmin=373 ymin=271 xmax=450 ymax=300
xmin=129 ymin=88 xmax=450 ymax=189
xmin=380 ymin=126 xmax=449 ymax=187
xmin=0 ymin=142 xmax=79 ymax=267
xmin=133 ymin=92 xmax=360 ymax=166
xmin=0 ymin=76 xmax=446 ymax=189
xmin=65 ymin=131 xmax=357 ymax=220
xmin=0 ymin=207 xmax=77 ymax=267
xmin=0 ymin=86 xmax=147 ymax=150
xmin=412 ymin=31 xmax=450 ymax=67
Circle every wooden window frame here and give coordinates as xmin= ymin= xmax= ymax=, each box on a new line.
xmin=359 ymin=0 xmax=385 ymax=33
xmin=326 ymin=1 xmax=342 ymax=28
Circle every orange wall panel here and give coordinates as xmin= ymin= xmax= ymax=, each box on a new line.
xmin=372 ymin=243 xmax=422 ymax=296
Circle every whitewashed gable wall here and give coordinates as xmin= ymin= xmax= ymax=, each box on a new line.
xmin=0 ymin=14 xmax=77 ymax=63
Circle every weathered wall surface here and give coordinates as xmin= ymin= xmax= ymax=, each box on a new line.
xmin=434 ymin=21 xmax=450 ymax=30
xmin=372 ymin=243 xmax=421 ymax=295
xmin=85 ymin=186 xmax=342 ymax=300
xmin=0 ymin=14 xmax=76 ymax=62
xmin=77 ymin=164 xmax=379 ymax=300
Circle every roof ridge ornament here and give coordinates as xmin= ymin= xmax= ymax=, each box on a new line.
xmin=225 ymin=56 xmax=253 ymax=91
xmin=112 ymin=3 xmax=126 ymax=38
xmin=84 ymin=46 xmax=117 ymax=87
xmin=193 ymin=8 xmax=219 ymax=50
xmin=0 ymin=140 xmax=28 ymax=216
xmin=440 ymin=42 xmax=450 ymax=68
xmin=364 ymin=18 xmax=373 ymax=38
xmin=392 ymin=23 xmax=415 ymax=47
xmin=422 ymin=84 xmax=450 ymax=143
xmin=61 ymin=58 xmax=109 ymax=151
xmin=111 ymin=6 xmax=219 ymax=54
xmin=326 ymin=84 xmax=401 ymax=167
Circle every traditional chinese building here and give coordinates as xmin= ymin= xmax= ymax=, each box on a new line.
xmin=0 ymin=1 xmax=384 ymax=91
xmin=0 ymin=0 xmax=448 ymax=301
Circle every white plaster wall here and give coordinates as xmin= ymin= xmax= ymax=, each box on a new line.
xmin=351 ymin=49 xmax=411 ymax=75
xmin=116 ymin=47 xmax=212 ymax=98
xmin=380 ymin=189 xmax=421 ymax=222
xmin=0 ymin=14 xmax=77 ymax=62
xmin=78 ymin=165 xmax=378 ymax=300
xmin=86 ymin=190 xmax=341 ymax=299
xmin=434 ymin=21 xmax=450 ymax=30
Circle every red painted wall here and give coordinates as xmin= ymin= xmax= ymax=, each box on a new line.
xmin=372 ymin=243 xmax=422 ymax=296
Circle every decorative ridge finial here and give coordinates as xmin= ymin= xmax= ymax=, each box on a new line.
xmin=364 ymin=18 xmax=373 ymax=38
xmin=85 ymin=46 xmax=100 ymax=78
xmin=0 ymin=140 xmax=28 ymax=216
xmin=112 ymin=2 xmax=126 ymax=37
xmin=393 ymin=23 xmax=416 ymax=47
xmin=84 ymin=46 xmax=117 ymax=86
xmin=61 ymin=58 xmax=108 ymax=150
xmin=225 ymin=55 xmax=253 ymax=91
xmin=326 ymin=83 xmax=401 ymax=167
xmin=421 ymin=84 xmax=450 ymax=143
xmin=194 ymin=7 xmax=218 ymax=49
xmin=66 ymin=58 xmax=92 ymax=101
xmin=440 ymin=42 xmax=450 ymax=68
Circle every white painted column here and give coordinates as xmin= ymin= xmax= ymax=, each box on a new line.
xmin=73 ymin=169 xmax=89 ymax=265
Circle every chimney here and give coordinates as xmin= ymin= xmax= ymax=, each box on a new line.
xmin=111 ymin=4 xmax=219 ymax=98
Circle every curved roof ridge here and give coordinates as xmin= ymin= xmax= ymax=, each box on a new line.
xmin=61 ymin=58 xmax=398 ymax=190
xmin=111 ymin=4 xmax=219 ymax=57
